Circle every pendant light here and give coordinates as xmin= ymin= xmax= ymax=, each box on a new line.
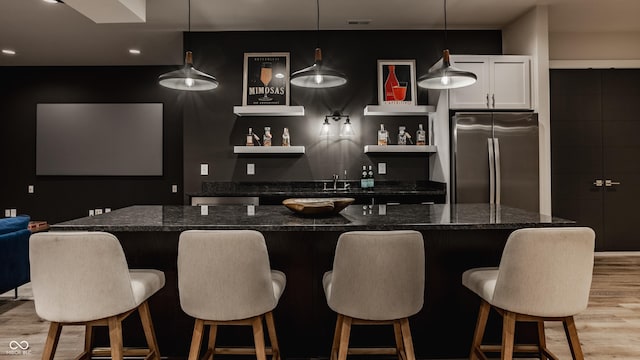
xmin=417 ymin=0 xmax=476 ymax=90
xmin=158 ymin=0 xmax=218 ymax=91
xmin=290 ymin=0 xmax=347 ymax=88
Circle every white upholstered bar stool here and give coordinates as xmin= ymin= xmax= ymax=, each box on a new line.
xmin=462 ymin=227 xmax=595 ymax=360
xmin=29 ymin=231 xmax=165 ymax=360
xmin=178 ymin=230 xmax=286 ymax=360
xmin=323 ymin=230 xmax=425 ymax=360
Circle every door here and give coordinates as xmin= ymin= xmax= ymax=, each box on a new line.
xmin=449 ymin=56 xmax=490 ymax=109
xmin=551 ymin=69 xmax=640 ymax=250
xmin=452 ymin=112 xmax=493 ymax=203
xmin=491 ymin=57 xmax=531 ymax=109
xmin=493 ymin=113 xmax=539 ymax=212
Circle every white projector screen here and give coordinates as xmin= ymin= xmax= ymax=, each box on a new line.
xmin=36 ymin=103 xmax=163 ymax=176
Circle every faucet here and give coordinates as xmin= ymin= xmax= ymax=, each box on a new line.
xmin=332 ymin=174 xmax=339 ymax=190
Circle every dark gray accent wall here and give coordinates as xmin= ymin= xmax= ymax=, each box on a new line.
xmin=183 ymin=30 xmax=501 ymax=198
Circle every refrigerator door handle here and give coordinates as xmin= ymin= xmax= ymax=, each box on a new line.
xmin=494 ymin=137 xmax=501 ymax=205
xmin=488 ymin=138 xmax=495 ymax=204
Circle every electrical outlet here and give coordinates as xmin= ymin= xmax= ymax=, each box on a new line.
xmin=200 ymin=163 xmax=209 ymax=176
xmin=247 ymin=163 xmax=255 ymax=175
xmin=247 ymin=205 xmax=255 ymax=216
xmin=105 ymin=208 xmax=112 ymax=213
xmin=28 ymin=185 xmax=34 ymax=193
xmin=171 ymin=184 xmax=178 ymax=193
xmin=95 ymin=209 xmax=103 ymax=215
xmin=4 ymin=209 xmax=10 ymax=217
xmin=10 ymin=209 xmax=16 ymax=217
xmin=89 ymin=209 xmax=95 ymax=216
xmin=378 ymin=162 xmax=387 ymax=175
xmin=200 ymin=205 xmax=209 ymax=216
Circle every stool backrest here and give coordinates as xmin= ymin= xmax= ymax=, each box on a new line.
xmin=178 ymin=230 xmax=277 ymax=321
xmin=493 ymin=227 xmax=595 ymax=317
xmin=29 ymin=231 xmax=136 ymax=322
xmin=327 ymin=230 xmax=425 ymax=320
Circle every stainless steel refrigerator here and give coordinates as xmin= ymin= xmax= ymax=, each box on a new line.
xmin=451 ymin=112 xmax=539 ymax=212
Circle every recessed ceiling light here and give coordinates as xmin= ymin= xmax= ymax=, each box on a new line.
xmin=129 ymin=49 xmax=141 ymax=55
xmin=2 ymin=49 xmax=16 ymax=55
xmin=43 ymin=0 xmax=62 ymax=3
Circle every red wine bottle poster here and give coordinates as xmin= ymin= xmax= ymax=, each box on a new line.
xmin=378 ymin=60 xmax=416 ymax=106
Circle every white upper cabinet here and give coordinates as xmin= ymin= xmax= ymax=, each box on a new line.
xmin=448 ymin=55 xmax=532 ymax=110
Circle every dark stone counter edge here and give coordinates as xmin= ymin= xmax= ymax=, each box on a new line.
xmin=50 ymin=222 xmax=573 ymax=232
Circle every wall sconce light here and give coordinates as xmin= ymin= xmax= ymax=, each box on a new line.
xmin=320 ymin=111 xmax=355 ymax=138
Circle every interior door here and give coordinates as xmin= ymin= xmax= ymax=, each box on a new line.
xmin=601 ymin=69 xmax=640 ymax=250
xmin=550 ymin=70 xmax=605 ymax=249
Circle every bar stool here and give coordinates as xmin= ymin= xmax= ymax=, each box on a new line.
xmin=462 ymin=227 xmax=595 ymax=360
xmin=29 ymin=231 xmax=165 ymax=360
xmin=323 ymin=230 xmax=425 ymax=360
xmin=178 ymin=230 xmax=286 ymax=360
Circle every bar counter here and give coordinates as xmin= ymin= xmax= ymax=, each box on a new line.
xmin=52 ymin=204 xmax=573 ymax=359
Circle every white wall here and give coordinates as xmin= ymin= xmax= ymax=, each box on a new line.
xmin=502 ymin=5 xmax=551 ymax=216
xmin=549 ymin=31 xmax=640 ymax=68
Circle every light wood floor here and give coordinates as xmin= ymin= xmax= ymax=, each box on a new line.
xmin=1 ymin=254 xmax=640 ymax=359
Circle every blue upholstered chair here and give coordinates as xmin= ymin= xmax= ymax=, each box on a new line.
xmin=0 ymin=215 xmax=31 ymax=297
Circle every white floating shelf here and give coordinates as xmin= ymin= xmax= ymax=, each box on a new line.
xmin=233 ymin=106 xmax=305 ymax=117
xmin=234 ymin=146 xmax=305 ymax=154
xmin=363 ymin=105 xmax=436 ymax=116
xmin=364 ymin=145 xmax=437 ymax=154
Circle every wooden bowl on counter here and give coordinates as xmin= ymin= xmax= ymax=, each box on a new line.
xmin=282 ymin=197 xmax=355 ymax=216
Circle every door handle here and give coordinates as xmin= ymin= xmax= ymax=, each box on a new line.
xmin=605 ymin=179 xmax=621 ymax=187
xmin=593 ymin=179 xmax=604 ymax=187
xmin=488 ymin=138 xmax=495 ymax=204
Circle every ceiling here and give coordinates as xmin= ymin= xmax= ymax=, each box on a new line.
xmin=1 ymin=0 xmax=639 ymax=66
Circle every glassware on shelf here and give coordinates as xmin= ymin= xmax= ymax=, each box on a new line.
xmin=263 ymin=126 xmax=272 ymax=146
xmin=282 ymin=127 xmax=290 ymax=146
xmin=377 ymin=124 xmax=388 ymax=146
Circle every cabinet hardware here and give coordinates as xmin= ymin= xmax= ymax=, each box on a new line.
xmin=486 ymin=94 xmax=490 ymax=108
xmin=492 ymin=94 xmax=495 ymax=108
xmin=605 ymin=179 xmax=621 ymax=187
xmin=593 ymin=179 xmax=604 ymax=187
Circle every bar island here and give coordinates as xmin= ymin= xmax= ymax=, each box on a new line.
xmin=52 ymin=204 xmax=573 ymax=359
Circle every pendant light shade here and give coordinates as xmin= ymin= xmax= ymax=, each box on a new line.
xmin=290 ymin=0 xmax=347 ymax=88
xmin=158 ymin=0 xmax=218 ymax=91
xmin=417 ymin=49 xmax=476 ymax=89
xmin=159 ymin=51 xmax=218 ymax=91
xmin=417 ymin=0 xmax=476 ymax=90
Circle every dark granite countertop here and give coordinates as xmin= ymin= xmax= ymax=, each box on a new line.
xmin=189 ymin=181 xmax=447 ymax=198
xmin=51 ymin=204 xmax=574 ymax=232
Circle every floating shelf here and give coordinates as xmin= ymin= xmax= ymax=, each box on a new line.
xmin=233 ymin=105 xmax=305 ymax=117
xmin=234 ymin=146 xmax=305 ymax=154
xmin=364 ymin=145 xmax=437 ymax=154
xmin=363 ymin=105 xmax=436 ymax=116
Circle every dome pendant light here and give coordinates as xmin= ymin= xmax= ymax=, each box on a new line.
xmin=290 ymin=0 xmax=347 ymax=88
xmin=158 ymin=0 xmax=218 ymax=91
xmin=417 ymin=0 xmax=476 ymax=90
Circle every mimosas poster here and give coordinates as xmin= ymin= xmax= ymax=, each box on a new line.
xmin=243 ymin=52 xmax=290 ymax=106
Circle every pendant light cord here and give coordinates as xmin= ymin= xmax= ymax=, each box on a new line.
xmin=443 ymin=0 xmax=447 ymax=48
xmin=316 ymin=0 xmax=320 ymax=49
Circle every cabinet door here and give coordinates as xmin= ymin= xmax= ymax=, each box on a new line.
xmin=490 ymin=56 xmax=531 ymax=109
xmin=448 ymin=56 xmax=490 ymax=109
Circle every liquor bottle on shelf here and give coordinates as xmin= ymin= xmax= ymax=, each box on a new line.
xmin=367 ymin=165 xmax=375 ymax=189
xmin=416 ymin=124 xmax=426 ymax=145
xmin=384 ymin=65 xmax=399 ymax=101
xmin=263 ymin=126 xmax=272 ymax=146
xmin=360 ymin=165 xmax=368 ymax=189
xmin=378 ymin=124 xmax=388 ymax=146
xmin=398 ymin=126 xmax=407 ymax=145
xmin=282 ymin=127 xmax=290 ymax=146
xmin=246 ymin=127 xmax=255 ymax=146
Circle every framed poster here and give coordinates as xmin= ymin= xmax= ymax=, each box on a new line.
xmin=243 ymin=52 xmax=290 ymax=106
xmin=377 ymin=60 xmax=417 ymax=106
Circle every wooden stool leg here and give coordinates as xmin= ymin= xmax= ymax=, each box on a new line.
xmin=80 ymin=324 xmax=94 ymax=360
xmin=470 ymin=300 xmax=491 ymax=360
xmin=338 ymin=316 xmax=352 ymax=360
xmin=42 ymin=322 xmax=62 ymax=360
xmin=563 ymin=316 xmax=585 ymax=360
xmin=393 ymin=320 xmax=407 ymax=360
xmin=107 ymin=316 xmax=124 ymax=360
xmin=330 ymin=314 xmax=344 ymax=360
xmin=188 ymin=319 xmax=205 ymax=360
xmin=265 ymin=311 xmax=281 ymax=360
xmin=252 ymin=315 xmax=267 ymax=360
xmin=139 ymin=301 xmax=161 ymax=360
xmin=500 ymin=311 xmax=516 ymax=360
xmin=400 ymin=318 xmax=416 ymax=360
xmin=537 ymin=320 xmax=548 ymax=360
xmin=207 ymin=324 xmax=218 ymax=360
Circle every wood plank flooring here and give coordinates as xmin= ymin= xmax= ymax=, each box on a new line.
xmin=1 ymin=253 xmax=639 ymax=359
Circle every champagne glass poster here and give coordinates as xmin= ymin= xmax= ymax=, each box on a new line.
xmin=377 ymin=60 xmax=417 ymax=106
xmin=243 ymin=52 xmax=290 ymax=106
